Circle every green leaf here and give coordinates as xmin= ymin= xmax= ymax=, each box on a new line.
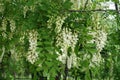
xmin=49 ymin=67 xmax=57 ymax=78
xmin=43 ymin=67 xmax=48 ymax=77
xmin=26 ymin=0 xmax=35 ymax=6
xmin=88 ymin=49 xmax=97 ymax=54
xmin=67 ymin=47 xmax=72 ymax=57
xmin=85 ymin=70 xmax=91 ymax=80
xmin=63 ymin=0 xmax=73 ymax=9
xmin=112 ymin=0 xmax=119 ymax=3
xmin=45 ymin=61 xmax=53 ymax=67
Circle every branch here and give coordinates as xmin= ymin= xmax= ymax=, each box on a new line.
xmin=68 ymin=9 xmax=118 ymax=12
xmin=115 ymin=3 xmax=119 ymax=13
xmin=63 ymin=58 xmax=68 ymax=80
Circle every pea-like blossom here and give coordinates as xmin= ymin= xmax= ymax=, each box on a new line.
xmin=9 ymin=20 xmax=16 ymax=32
xmin=56 ymin=28 xmax=78 ymax=69
xmin=26 ymin=30 xmax=38 ymax=64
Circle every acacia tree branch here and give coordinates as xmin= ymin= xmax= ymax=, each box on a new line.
xmin=115 ymin=3 xmax=119 ymax=13
xmin=68 ymin=9 xmax=119 ymax=12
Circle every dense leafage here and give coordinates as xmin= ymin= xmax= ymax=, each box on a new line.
xmin=0 ymin=0 xmax=120 ymax=80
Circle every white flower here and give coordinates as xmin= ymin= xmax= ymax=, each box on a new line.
xmin=27 ymin=30 xmax=38 ymax=64
xmin=55 ymin=15 xmax=68 ymax=33
xmin=9 ymin=20 xmax=16 ymax=32
xmin=27 ymin=51 xmax=38 ymax=64
xmin=57 ymin=53 xmax=67 ymax=64
xmin=28 ymin=30 xmax=38 ymax=50
xmin=71 ymin=0 xmax=80 ymax=10
xmin=23 ymin=6 xmax=29 ymax=18
xmin=88 ymin=29 xmax=107 ymax=52
xmin=0 ymin=3 xmax=4 ymax=12
xmin=67 ymin=56 xmax=72 ymax=69
xmin=90 ymin=53 xmax=103 ymax=68
xmin=1 ymin=32 xmax=7 ymax=38
xmin=87 ymin=28 xmax=107 ymax=68
xmin=95 ymin=30 xmax=107 ymax=52
xmin=56 ymin=27 xmax=78 ymax=69
xmin=1 ymin=18 xmax=7 ymax=31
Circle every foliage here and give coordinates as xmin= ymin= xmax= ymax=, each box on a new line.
xmin=0 ymin=0 xmax=120 ymax=80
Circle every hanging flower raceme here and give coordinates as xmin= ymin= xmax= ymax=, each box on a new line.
xmin=88 ymin=29 xmax=107 ymax=52
xmin=56 ymin=28 xmax=78 ymax=69
xmin=70 ymin=0 xmax=80 ymax=10
xmin=1 ymin=18 xmax=7 ymax=38
xmin=23 ymin=6 xmax=29 ymax=18
xmin=88 ymin=29 xmax=107 ymax=67
xmin=88 ymin=28 xmax=107 ymax=68
xmin=27 ymin=51 xmax=38 ymax=64
xmin=47 ymin=15 xmax=55 ymax=28
xmin=1 ymin=18 xmax=7 ymax=31
xmin=26 ymin=30 xmax=38 ymax=64
xmin=47 ymin=14 xmax=68 ymax=32
xmin=95 ymin=30 xmax=107 ymax=52
xmin=92 ymin=30 xmax=107 ymax=67
xmin=19 ymin=32 xmax=26 ymax=44
xmin=9 ymin=19 xmax=16 ymax=32
xmin=0 ymin=3 xmax=4 ymax=13
xmin=90 ymin=53 xmax=103 ymax=68
xmin=67 ymin=53 xmax=77 ymax=69
xmin=23 ymin=5 xmax=35 ymax=18
xmin=1 ymin=18 xmax=16 ymax=39
xmin=55 ymin=16 xmax=67 ymax=33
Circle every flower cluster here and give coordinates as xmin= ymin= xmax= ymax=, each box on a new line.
xmin=9 ymin=19 xmax=16 ymax=40
xmin=47 ymin=16 xmax=55 ymax=28
xmin=1 ymin=18 xmax=7 ymax=31
xmin=9 ymin=19 xmax=16 ymax=32
xmin=29 ymin=5 xmax=35 ymax=12
xmin=27 ymin=51 xmax=38 ymax=64
xmin=1 ymin=18 xmax=16 ymax=39
xmin=19 ymin=32 xmax=26 ymax=44
xmin=56 ymin=28 xmax=78 ymax=69
xmin=95 ymin=30 xmax=107 ymax=52
xmin=71 ymin=0 xmax=80 ymax=10
xmin=0 ymin=3 xmax=4 ymax=13
xmin=23 ymin=5 xmax=35 ymax=18
xmin=89 ymin=53 xmax=103 ymax=68
xmin=1 ymin=18 xmax=7 ymax=38
xmin=26 ymin=30 xmax=38 ymax=64
xmin=88 ymin=29 xmax=107 ymax=67
xmin=47 ymin=14 xmax=68 ymax=32
xmin=89 ymin=30 xmax=107 ymax=51
xmin=56 ymin=28 xmax=78 ymax=49
xmin=23 ymin=6 xmax=29 ymax=18
xmin=67 ymin=54 xmax=77 ymax=69
xmin=55 ymin=16 xmax=67 ymax=33
xmin=10 ymin=46 xmax=20 ymax=61
xmin=87 ymin=12 xmax=108 ymax=67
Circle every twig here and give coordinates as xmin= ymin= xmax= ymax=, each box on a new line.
xmin=63 ymin=58 xmax=68 ymax=80
xmin=115 ymin=3 xmax=119 ymax=13
xmin=114 ymin=2 xmax=120 ymax=30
